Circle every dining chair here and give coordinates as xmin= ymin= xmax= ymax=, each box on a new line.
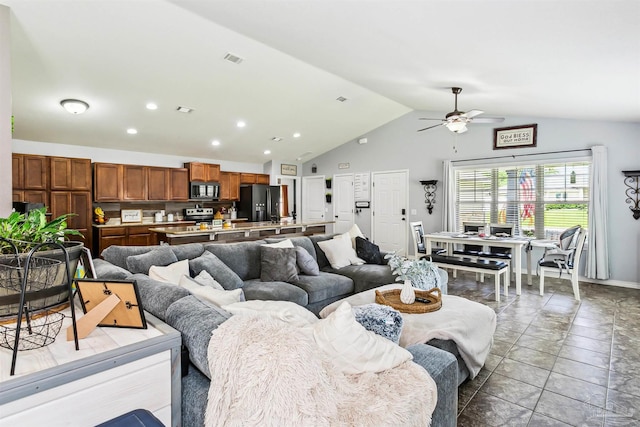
xmin=452 ymin=222 xmax=485 ymax=257
xmin=409 ymin=221 xmax=444 ymax=259
xmin=538 ymin=225 xmax=586 ymax=300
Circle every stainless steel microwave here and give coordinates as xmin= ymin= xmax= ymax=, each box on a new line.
xmin=190 ymin=182 xmax=220 ymax=200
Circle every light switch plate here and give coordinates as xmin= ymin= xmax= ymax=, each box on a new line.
xmin=411 ymin=209 xmax=417 ymax=215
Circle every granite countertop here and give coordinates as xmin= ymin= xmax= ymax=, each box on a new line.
xmin=93 ymin=220 xmax=195 ymax=228
xmin=148 ymin=220 xmax=333 ymax=237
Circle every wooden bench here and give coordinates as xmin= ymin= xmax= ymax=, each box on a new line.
xmin=423 ymin=254 xmax=509 ymax=302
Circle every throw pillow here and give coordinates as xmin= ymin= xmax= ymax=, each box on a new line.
xmin=295 ymin=246 xmax=320 ymax=276
xmin=336 ymin=233 xmax=365 ymax=265
xmin=192 ymin=270 xmax=224 ymax=290
xmin=317 ymin=237 xmax=352 ymax=269
xmin=312 ymin=301 xmax=412 ymax=374
xmin=261 ymin=239 xmax=294 ymax=248
xmin=352 ymin=303 xmax=403 ymax=344
xmin=126 ymin=246 xmax=178 ymax=275
xmin=189 ymin=251 xmax=244 ymax=290
xmin=222 ymin=300 xmax=319 ymax=327
xmin=348 ymin=223 xmax=365 ymax=248
xmin=355 ymin=236 xmax=384 ymax=265
xmin=178 ymin=275 xmax=244 ymax=307
xmin=148 ymin=259 xmax=190 ymax=285
xmin=260 ymin=246 xmax=299 ymax=282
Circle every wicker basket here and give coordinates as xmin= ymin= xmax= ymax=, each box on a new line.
xmin=375 ymin=287 xmax=442 ymax=314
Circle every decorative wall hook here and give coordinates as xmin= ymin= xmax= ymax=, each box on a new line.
xmin=623 ymin=170 xmax=640 ymax=220
xmin=420 ymin=180 xmax=438 ymax=214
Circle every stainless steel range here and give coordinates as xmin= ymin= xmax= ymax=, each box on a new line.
xmin=183 ymin=207 xmax=214 ymax=224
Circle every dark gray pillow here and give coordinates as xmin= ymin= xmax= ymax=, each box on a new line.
xmin=260 ymin=246 xmax=299 ymax=282
xmin=125 ymin=246 xmax=178 ymax=275
xmin=355 ymin=236 xmax=384 ymax=265
xmin=295 ymin=246 xmax=320 ymax=276
xmin=352 ymin=303 xmax=403 ymax=344
xmin=189 ymin=251 xmax=244 ymax=290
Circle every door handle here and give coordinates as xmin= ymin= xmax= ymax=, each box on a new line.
xmin=335 ymin=215 xmax=339 ymax=218
xmin=402 ymin=218 xmax=406 ymax=221
xmin=401 ymin=208 xmax=406 ymax=215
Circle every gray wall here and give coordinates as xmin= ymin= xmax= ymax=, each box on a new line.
xmin=0 ymin=6 xmax=12 ymax=216
xmin=304 ymin=110 xmax=640 ymax=285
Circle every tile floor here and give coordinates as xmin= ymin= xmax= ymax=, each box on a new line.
xmin=448 ymin=273 xmax=640 ymax=427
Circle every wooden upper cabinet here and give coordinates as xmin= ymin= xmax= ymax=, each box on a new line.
xmin=147 ymin=167 xmax=170 ymax=201
xmin=256 ymin=174 xmax=270 ymax=184
xmin=229 ymin=172 xmax=240 ymax=200
xmin=50 ymin=157 xmax=72 ymax=190
xmin=12 ymin=154 xmax=24 ymax=189
xmin=186 ymin=162 xmax=220 ymax=182
xmin=123 ymin=165 xmax=147 ymax=201
xmin=94 ymin=163 xmax=123 ymax=201
xmin=240 ymin=173 xmax=257 ymax=184
xmin=23 ymin=155 xmax=48 ymax=190
xmin=169 ymin=168 xmax=189 ymax=201
xmin=70 ymin=158 xmax=92 ymax=190
xmin=219 ymin=172 xmax=230 ymax=200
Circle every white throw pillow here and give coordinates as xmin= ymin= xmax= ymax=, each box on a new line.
xmin=262 ymin=239 xmax=295 ymax=248
xmin=148 ymin=259 xmax=190 ymax=285
xmin=193 ymin=270 xmax=224 ymax=290
xmin=178 ymin=275 xmax=244 ymax=307
xmin=348 ymin=224 xmax=365 ymax=248
xmin=335 ymin=233 xmax=365 ymax=266
xmin=312 ymin=301 xmax=412 ymax=374
xmin=317 ymin=237 xmax=353 ymax=269
xmin=222 ymin=300 xmax=319 ymax=327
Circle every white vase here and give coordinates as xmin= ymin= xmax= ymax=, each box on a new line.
xmin=400 ymin=279 xmax=416 ymax=304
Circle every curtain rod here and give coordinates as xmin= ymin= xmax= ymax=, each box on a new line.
xmin=452 ymin=148 xmax=591 ymax=163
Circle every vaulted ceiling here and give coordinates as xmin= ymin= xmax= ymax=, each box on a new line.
xmin=4 ymin=0 xmax=639 ymax=164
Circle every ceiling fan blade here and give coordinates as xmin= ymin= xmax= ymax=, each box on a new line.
xmin=419 ymin=118 xmax=445 ymax=121
xmin=463 ymin=109 xmax=484 ymax=119
xmin=471 ymin=117 xmax=505 ymax=123
xmin=417 ymin=123 xmax=445 ymax=132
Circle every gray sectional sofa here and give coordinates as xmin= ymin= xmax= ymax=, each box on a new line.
xmin=93 ymin=235 xmax=460 ymax=427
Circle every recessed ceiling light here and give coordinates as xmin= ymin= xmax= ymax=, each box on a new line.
xmin=237 ymin=120 xmax=246 ymax=128
xmin=271 ymin=137 xmax=283 ymax=142
xmin=60 ymin=99 xmax=89 ymax=114
xmin=176 ymin=106 xmax=193 ymax=113
xmin=211 ymin=140 xmax=221 ymax=146
xmin=146 ymin=102 xmax=158 ymax=110
xmin=293 ymin=133 xmax=301 ymax=138
xmin=264 ymin=150 xmax=271 ymax=155
xmin=336 ymin=96 xmax=348 ymax=102
xmin=127 ymin=128 xmax=138 ymax=135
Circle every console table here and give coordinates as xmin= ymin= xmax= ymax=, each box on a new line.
xmin=0 ymin=307 xmax=181 ymax=427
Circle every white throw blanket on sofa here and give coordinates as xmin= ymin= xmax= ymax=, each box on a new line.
xmin=319 ymin=284 xmax=497 ymax=379
xmin=205 ymin=314 xmax=437 ymax=427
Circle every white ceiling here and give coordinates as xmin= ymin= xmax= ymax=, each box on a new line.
xmin=4 ymin=0 xmax=639 ymax=164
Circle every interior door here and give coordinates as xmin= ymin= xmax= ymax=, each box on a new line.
xmin=372 ymin=170 xmax=408 ymax=254
xmin=333 ymin=174 xmax=354 ymax=234
xmin=302 ymin=176 xmax=325 ymax=222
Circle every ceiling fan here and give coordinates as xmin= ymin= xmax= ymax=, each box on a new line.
xmin=417 ymin=87 xmax=505 ymax=134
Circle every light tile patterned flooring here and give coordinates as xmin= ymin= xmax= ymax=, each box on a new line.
xmin=448 ymin=272 xmax=640 ymax=426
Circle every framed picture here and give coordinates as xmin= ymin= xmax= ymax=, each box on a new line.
xmin=75 ymin=279 xmax=147 ymax=329
xmin=493 ymin=124 xmax=538 ymax=150
xmin=121 ymin=209 xmax=142 ymax=223
xmin=281 ymin=164 xmax=298 ymax=176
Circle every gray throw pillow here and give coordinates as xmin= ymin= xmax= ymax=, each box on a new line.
xmin=295 ymin=246 xmax=320 ymax=276
xmin=260 ymin=246 xmax=299 ymax=282
xmin=189 ymin=251 xmax=244 ymax=290
xmin=126 ymin=246 xmax=178 ymax=275
xmin=352 ymin=303 xmax=404 ymax=344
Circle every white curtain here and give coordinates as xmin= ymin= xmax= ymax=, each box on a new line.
xmin=586 ymin=145 xmax=610 ymax=279
xmin=442 ymin=160 xmax=456 ymax=232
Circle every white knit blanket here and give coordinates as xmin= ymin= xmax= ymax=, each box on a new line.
xmin=205 ymin=314 xmax=437 ymax=427
xmin=319 ymin=284 xmax=497 ymax=378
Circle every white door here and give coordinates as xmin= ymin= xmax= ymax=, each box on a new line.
xmin=372 ymin=170 xmax=408 ymax=254
xmin=333 ymin=174 xmax=354 ymax=234
xmin=302 ymin=176 xmax=325 ymax=222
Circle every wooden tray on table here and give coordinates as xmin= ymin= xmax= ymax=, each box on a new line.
xmin=375 ymin=287 xmax=442 ymax=314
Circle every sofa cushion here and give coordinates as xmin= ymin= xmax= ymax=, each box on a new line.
xmin=130 ymin=273 xmax=190 ymax=321
xmin=178 ymin=275 xmax=245 ymax=307
xmin=165 ymin=295 xmax=232 ymax=379
xmin=222 ymin=300 xmax=319 ymax=327
xmin=92 ymin=258 xmax=132 ymax=280
xmin=295 ymin=246 xmax=320 ymax=276
xmin=204 ymin=240 xmax=266 ymax=280
xmin=292 ymin=272 xmax=354 ymax=304
xmin=170 ymin=243 xmax=206 ymax=261
xmin=189 ymin=251 xmax=244 ymax=290
xmin=102 ymin=245 xmax=158 ymax=270
xmin=149 ymin=259 xmax=190 ymax=284
xmin=355 ymin=237 xmax=384 ymax=265
xmin=262 ymin=239 xmax=294 ymax=248
xmin=242 ymin=279 xmax=309 ymax=306
xmin=126 ymin=246 xmax=179 ymax=275
xmin=323 ymin=263 xmax=398 ymax=294
xmin=260 ymin=246 xmax=299 ymax=282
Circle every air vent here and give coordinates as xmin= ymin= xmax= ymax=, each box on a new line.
xmin=176 ymin=106 xmax=193 ymax=113
xmin=336 ymin=96 xmax=347 ymax=102
xmin=271 ymin=137 xmax=283 ymax=142
xmin=223 ymin=52 xmax=244 ymax=64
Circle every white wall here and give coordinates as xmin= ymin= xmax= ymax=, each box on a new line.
xmin=0 ymin=6 xmax=12 ymax=216
xmin=304 ymin=110 xmax=640 ymax=285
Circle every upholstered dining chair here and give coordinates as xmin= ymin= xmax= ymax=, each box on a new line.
xmin=538 ymin=225 xmax=586 ymax=301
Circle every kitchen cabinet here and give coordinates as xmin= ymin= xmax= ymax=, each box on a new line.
xmin=123 ymin=165 xmax=147 ymax=201
xmin=240 ymin=173 xmax=257 ymax=184
xmin=256 ymin=174 xmax=270 ymax=184
xmin=95 ymin=227 xmax=128 ymax=255
xmin=169 ymin=168 xmax=189 ymax=200
xmin=12 ymin=155 xmax=23 ymax=189
xmin=128 ymin=225 xmax=156 ymax=246
xmin=186 ymin=162 xmax=220 ymax=182
xmin=23 ymin=190 xmax=48 ymax=206
xmin=23 ymin=155 xmax=48 ymax=190
xmin=50 ymin=191 xmax=92 ymax=251
xmin=147 ymin=167 xmax=170 ymax=201
xmin=219 ymin=172 xmax=240 ymax=201
xmin=50 ymin=157 xmax=91 ymax=191
xmin=12 ymin=190 xmax=23 ymax=202
xmin=94 ymin=163 xmax=123 ymax=201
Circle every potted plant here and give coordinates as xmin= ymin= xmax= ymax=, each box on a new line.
xmin=325 ymin=193 xmax=332 ymax=203
xmin=325 ymin=178 xmax=332 ymax=189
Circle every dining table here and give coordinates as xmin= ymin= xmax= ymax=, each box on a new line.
xmin=422 ymin=232 xmax=530 ymax=296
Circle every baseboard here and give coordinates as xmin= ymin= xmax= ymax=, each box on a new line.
xmin=579 ymin=276 xmax=640 ymax=290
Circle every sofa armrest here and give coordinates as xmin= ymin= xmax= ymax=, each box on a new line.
xmin=407 ymin=343 xmax=458 ymax=427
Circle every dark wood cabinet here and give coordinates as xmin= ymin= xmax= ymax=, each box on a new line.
xmin=147 ymin=167 xmax=170 ymax=200
xmin=169 ymin=168 xmax=189 ymax=200
xmin=240 ymin=173 xmax=256 ymax=184
xmin=23 ymin=155 xmax=48 ymax=190
xmin=256 ymin=174 xmax=270 ymax=184
xmin=94 ymin=224 xmax=162 ymax=254
xmin=23 ymin=190 xmax=48 ymax=206
xmin=94 ymin=163 xmax=123 ymax=201
xmin=123 ymin=165 xmax=147 ymax=201
xmin=186 ymin=162 xmax=220 ymax=182
xmin=12 ymin=154 xmax=23 ymax=189
xmin=12 ymin=190 xmax=23 ymax=202
xmin=50 ymin=191 xmax=92 ymax=252
xmin=50 ymin=157 xmax=92 ymax=191
xmin=220 ymin=171 xmax=240 ymax=200
xmin=128 ymin=225 xmax=156 ymax=246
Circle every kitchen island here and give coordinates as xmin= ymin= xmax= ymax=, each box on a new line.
xmin=149 ymin=220 xmax=334 ymax=245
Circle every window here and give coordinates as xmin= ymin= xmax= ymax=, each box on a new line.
xmin=454 ymin=159 xmax=591 ymax=239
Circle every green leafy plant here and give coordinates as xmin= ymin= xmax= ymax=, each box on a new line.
xmin=0 ymin=208 xmax=82 ymax=254
xmin=385 ymin=252 xmax=442 ymax=290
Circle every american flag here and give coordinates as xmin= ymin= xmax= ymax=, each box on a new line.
xmin=519 ymin=169 xmax=535 ymax=219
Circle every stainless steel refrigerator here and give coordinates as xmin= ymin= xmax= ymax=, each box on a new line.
xmin=238 ymin=184 xmax=281 ymax=222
